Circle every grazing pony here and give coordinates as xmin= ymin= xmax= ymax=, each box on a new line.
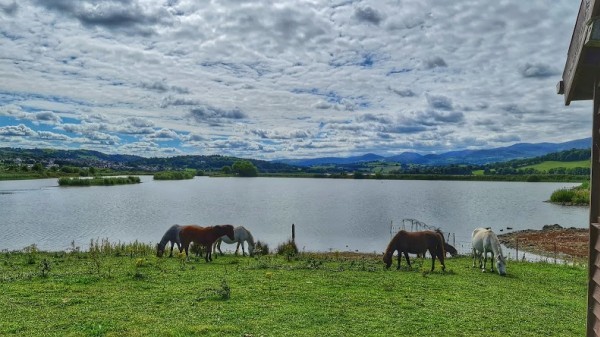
xmin=383 ymin=230 xmax=446 ymax=271
xmin=213 ymin=225 xmax=256 ymax=257
xmin=179 ymin=225 xmax=235 ymax=262
xmin=416 ymin=230 xmax=458 ymax=258
xmin=471 ymin=227 xmax=506 ymax=275
xmin=156 ymin=224 xmax=182 ymax=257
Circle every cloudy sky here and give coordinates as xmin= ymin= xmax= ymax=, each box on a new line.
xmin=0 ymin=0 xmax=591 ymax=160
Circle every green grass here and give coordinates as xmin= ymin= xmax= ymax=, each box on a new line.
xmin=520 ymin=160 xmax=590 ymax=172
xmin=58 ymin=176 xmax=141 ymax=186
xmin=0 ymin=246 xmax=586 ymax=336
xmin=550 ymin=181 xmax=590 ymax=205
xmin=153 ymin=170 xmax=196 ymax=180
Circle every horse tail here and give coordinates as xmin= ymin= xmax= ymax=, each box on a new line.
xmin=435 ymin=229 xmax=446 ymax=257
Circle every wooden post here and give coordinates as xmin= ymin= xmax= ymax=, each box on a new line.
xmin=515 ymin=236 xmax=519 ymax=262
xmin=588 ymin=77 xmax=600 ymax=336
xmin=292 ymin=223 xmax=295 ymax=242
xmin=554 ymin=242 xmax=558 ymax=264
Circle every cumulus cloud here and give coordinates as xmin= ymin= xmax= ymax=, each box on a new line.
xmin=146 ymin=128 xmax=180 ymax=141
xmin=0 ymin=124 xmax=37 ymax=136
xmin=389 ymin=87 xmax=416 ymax=97
xmin=33 ymin=0 xmax=174 ymax=36
xmin=32 ymin=111 xmax=62 ymax=124
xmin=0 ymin=0 xmax=587 ymax=158
xmin=420 ymin=56 xmax=447 ymax=70
xmin=353 ymin=6 xmax=384 ymax=25
xmin=0 ymin=0 xmax=17 ymax=15
xmin=189 ymin=105 xmax=247 ymax=122
xmin=425 ymin=94 xmax=453 ymax=110
xmin=519 ymin=62 xmax=559 ymax=78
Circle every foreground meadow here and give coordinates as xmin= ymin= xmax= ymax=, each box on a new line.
xmin=0 ymin=244 xmax=586 ymax=337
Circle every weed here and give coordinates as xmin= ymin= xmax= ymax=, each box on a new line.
xmin=254 ymin=240 xmax=270 ymax=256
xmin=39 ymin=259 xmax=51 ymax=278
xmin=197 ymin=279 xmax=231 ymax=301
xmin=23 ymin=244 xmax=38 ymax=265
xmin=276 ymin=240 xmax=298 ymax=261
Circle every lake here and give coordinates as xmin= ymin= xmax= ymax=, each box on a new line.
xmin=0 ymin=176 xmax=588 ymax=255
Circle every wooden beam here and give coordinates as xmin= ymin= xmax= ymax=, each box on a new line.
xmin=588 ymin=80 xmax=600 ymax=336
xmin=562 ymin=0 xmax=600 ymax=105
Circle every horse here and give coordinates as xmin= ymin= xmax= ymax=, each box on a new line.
xmin=156 ymin=224 xmax=182 ymax=257
xmin=471 ymin=227 xmax=506 ymax=275
xmin=383 ymin=230 xmax=446 ymax=271
xmin=213 ymin=225 xmax=255 ymax=257
xmin=416 ymin=230 xmax=457 ymax=258
xmin=416 ymin=242 xmax=458 ymax=258
xmin=179 ymin=224 xmax=235 ymax=262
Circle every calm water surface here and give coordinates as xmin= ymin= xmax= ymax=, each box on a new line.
xmin=0 ymin=176 xmax=588 ymax=254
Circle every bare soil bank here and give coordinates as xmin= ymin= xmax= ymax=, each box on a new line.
xmin=498 ymin=224 xmax=588 ymax=259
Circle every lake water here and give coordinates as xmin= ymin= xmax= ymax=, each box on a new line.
xmin=0 ymin=176 xmax=588 ymax=255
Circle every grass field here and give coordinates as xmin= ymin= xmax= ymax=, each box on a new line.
xmin=520 ymin=160 xmax=590 ymax=172
xmin=0 ymin=245 xmax=586 ymax=337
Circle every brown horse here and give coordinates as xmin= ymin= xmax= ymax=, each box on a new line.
xmin=383 ymin=230 xmax=446 ymax=271
xmin=180 ymin=225 xmax=235 ymax=262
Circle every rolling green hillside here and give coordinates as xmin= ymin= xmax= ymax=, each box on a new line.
xmin=520 ymin=160 xmax=590 ymax=172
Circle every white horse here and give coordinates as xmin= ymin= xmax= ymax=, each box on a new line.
xmin=213 ymin=226 xmax=255 ymax=257
xmin=472 ymin=227 xmax=506 ymax=276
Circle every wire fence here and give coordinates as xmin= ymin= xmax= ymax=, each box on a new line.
xmin=389 ymin=219 xmax=571 ymax=263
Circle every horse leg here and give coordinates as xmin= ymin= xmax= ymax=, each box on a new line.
xmin=428 ymin=249 xmax=435 ymax=271
xmin=241 ymin=242 xmax=246 ymax=257
xmin=183 ymin=243 xmax=190 ymax=261
xmin=482 ymin=250 xmax=488 ymax=271
xmin=169 ymin=242 xmax=175 ymax=257
xmin=216 ymin=240 xmax=224 ymax=256
xmin=490 ymin=252 xmax=495 ymax=272
xmin=235 ymin=242 xmax=241 ymax=256
xmin=437 ymin=248 xmax=446 ymax=271
xmin=396 ymin=251 xmax=401 ymax=270
xmin=404 ymin=252 xmax=411 ymax=269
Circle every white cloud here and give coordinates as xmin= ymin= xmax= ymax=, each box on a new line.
xmin=0 ymin=0 xmax=589 ymax=159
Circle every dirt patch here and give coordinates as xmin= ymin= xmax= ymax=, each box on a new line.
xmin=498 ymin=224 xmax=588 ymax=260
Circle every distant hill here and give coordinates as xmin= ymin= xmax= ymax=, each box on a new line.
xmin=275 ymin=138 xmax=592 ymax=166
xmin=0 ymin=148 xmax=299 ymax=173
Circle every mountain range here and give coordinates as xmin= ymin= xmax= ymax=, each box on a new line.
xmin=276 ymin=137 xmax=592 ymax=167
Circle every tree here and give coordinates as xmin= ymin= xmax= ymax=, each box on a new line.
xmin=221 ymin=166 xmax=232 ymax=174
xmin=232 ymin=160 xmax=258 ymax=177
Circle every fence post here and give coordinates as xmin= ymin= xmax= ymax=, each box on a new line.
xmin=515 ymin=237 xmax=519 ymax=262
xmin=292 ymin=223 xmax=295 ymax=243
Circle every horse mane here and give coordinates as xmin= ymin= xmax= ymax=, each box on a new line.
xmin=244 ymin=227 xmax=255 ymax=246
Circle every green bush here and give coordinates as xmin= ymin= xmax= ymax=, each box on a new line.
xmin=153 ymin=170 xmax=196 ymax=180
xmin=58 ymin=176 xmax=141 ymax=186
xmin=550 ymin=184 xmax=589 ymax=205
xmin=276 ymin=240 xmax=298 ymax=260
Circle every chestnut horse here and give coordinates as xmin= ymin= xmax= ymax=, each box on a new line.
xmin=383 ymin=230 xmax=446 ymax=271
xmin=180 ymin=225 xmax=235 ymax=262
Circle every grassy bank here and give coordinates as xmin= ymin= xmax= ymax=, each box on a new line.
xmin=0 ymin=245 xmax=586 ymax=336
xmin=58 ymin=176 xmax=141 ymax=186
xmin=550 ymin=181 xmax=589 ymax=205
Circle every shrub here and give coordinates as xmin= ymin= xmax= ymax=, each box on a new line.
xmin=276 ymin=240 xmax=298 ymax=260
xmin=550 ymin=184 xmax=589 ymax=205
xmin=254 ymin=241 xmax=270 ymax=256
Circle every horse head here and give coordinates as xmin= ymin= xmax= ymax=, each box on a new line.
xmin=383 ymin=251 xmax=393 ymax=269
xmin=156 ymin=243 xmax=165 ymax=257
xmin=496 ymin=255 xmax=507 ymax=276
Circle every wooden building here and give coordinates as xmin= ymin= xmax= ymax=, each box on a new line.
xmin=558 ymin=1 xmax=600 ymax=335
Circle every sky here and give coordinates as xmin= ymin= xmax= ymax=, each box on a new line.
xmin=0 ymin=0 xmax=592 ymax=160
